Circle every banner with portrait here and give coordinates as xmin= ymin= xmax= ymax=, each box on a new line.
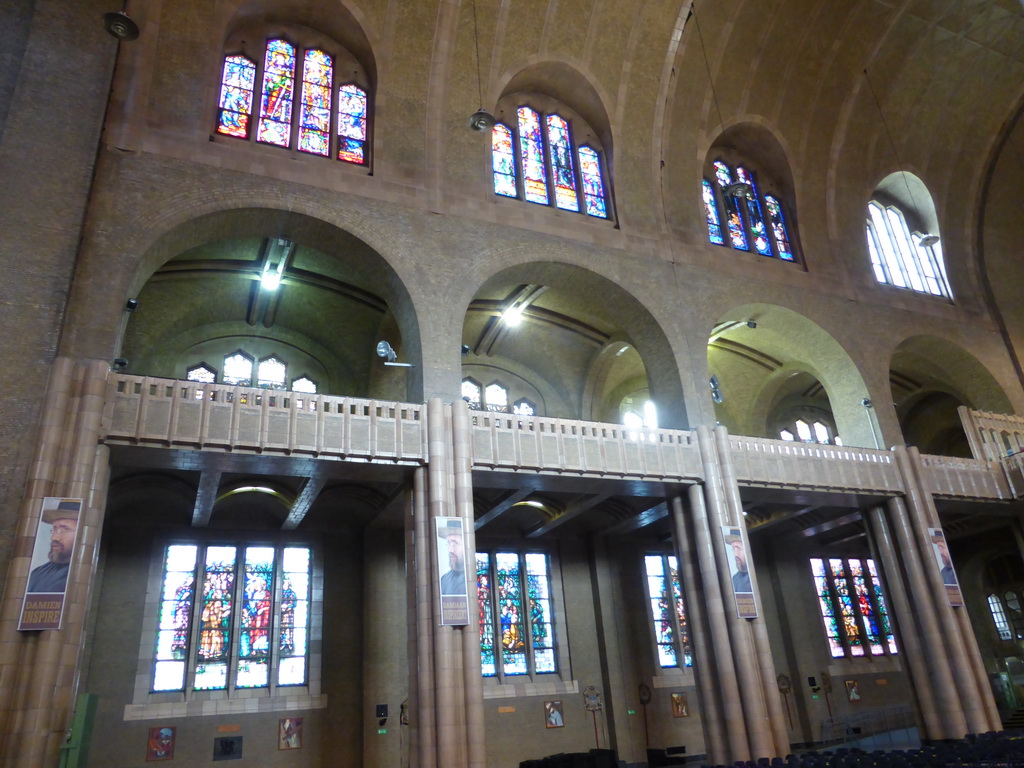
xmin=928 ymin=527 xmax=963 ymax=606
xmin=436 ymin=517 xmax=469 ymax=626
xmin=19 ymin=497 xmax=83 ymax=631
xmin=723 ymin=526 xmax=757 ymax=618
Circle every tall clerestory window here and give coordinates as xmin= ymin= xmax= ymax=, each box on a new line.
xmin=865 ymin=200 xmax=950 ymax=297
xmin=645 ymin=555 xmax=692 ymax=668
xmin=476 ymin=551 xmax=556 ymax=679
xmin=492 ymin=106 xmax=609 ymax=219
xmin=216 ymin=39 xmax=369 ymax=165
xmin=810 ymin=557 xmax=897 ymax=659
xmin=703 ymin=161 xmax=795 ymax=262
xmin=153 ymin=544 xmax=312 ymax=693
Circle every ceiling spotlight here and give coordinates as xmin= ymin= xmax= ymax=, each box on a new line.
xmin=502 ymin=305 xmax=525 ymax=327
xmin=468 ymin=109 xmax=496 ymax=132
xmin=260 ymin=267 xmax=282 ymax=291
xmin=103 ymin=11 xmax=139 ymax=41
xmin=723 ymin=182 xmax=754 ymax=200
xmin=916 ymin=233 xmax=940 ymax=247
xmin=125 ymin=298 xmax=139 ymax=312
xmin=746 ymin=319 xmax=757 ymax=329
xmin=461 ymin=344 xmax=471 ymax=356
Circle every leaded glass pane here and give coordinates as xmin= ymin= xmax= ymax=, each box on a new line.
xmin=485 ymin=383 xmax=508 ymax=412
xmin=990 ymin=594 xmax=1012 ymax=640
xmin=496 ymin=552 xmax=527 ymax=675
xmin=780 ymin=430 xmax=795 ymax=441
xmin=813 ymin=422 xmax=829 ymax=444
xmin=237 ymin=547 xmax=274 ymax=688
xmin=337 ymin=84 xmax=368 ymax=164
xmin=645 ymin=555 xmax=676 ymax=667
xmin=217 ymin=55 xmax=256 ymax=138
xmin=547 ymin=115 xmax=579 ymax=212
xmin=223 ymin=353 xmax=253 ymax=386
xmin=194 ymin=662 xmax=229 ymax=690
xmin=257 ymin=40 xmax=296 ymax=147
xmin=810 ymin=558 xmax=845 ymax=658
xmin=715 ymin=161 xmax=748 ymax=250
xmin=668 ymin=556 xmax=692 ymax=667
xmin=513 ymin=399 xmax=535 ymax=416
xmin=736 ymin=168 xmax=771 ymax=256
xmin=187 ymin=365 xmax=217 ymax=384
xmin=764 ymin=194 xmax=794 ymax=260
xmin=292 ymin=377 xmax=317 ymax=393
xmin=462 ymin=379 xmax=481 ymax=409
xmin=702 ymin=179 xmax=725 ymax=245
xmin=278 ymin=547 xmax=311 ymax=686
xmin=525 ymin=553 xmax=556 ymax=674
xmin=829 ymin=558 xmax=864 ymax=656
xmin=257 ymin=357 xmax=287 ymax=389
xmin=195 ymin=546 xmax=236 ymax=689
xmin=578 ymin=146 xmax=607 ymax=218
xmin=298 ymin=49 xmax=332 ymax=156
xmin=477 ymin=553 xmax=496 ymax=676
xmin=886 ymin=208 xmax=926 ymax=293
xmin=866 ymin=559 xmax=897 ymax=653
xmin=153 ymin=545 xmax=198 ymax=691
xmin=795 ymin=420 xmax=812 ymax=441
xmin=518 ymin=107 xmax=549 ymax=205
xmin=866 ymin=225 xmax=889 ymax=283
xmin=868 ymin=203 xmax=908 ymax=288
xmin=849 ymin=559 xmax=884 ymax=655
xmin=492 ymin=124 xmax=517 ymax=197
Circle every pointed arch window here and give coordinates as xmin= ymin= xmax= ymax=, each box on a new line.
xmin=779 ymin=419 xmax=840 ymax=445
xmin=223 ymin=353 xmax=254 ymax=387
xmin=216 ymin=39 xmax=369 ymax=166
xmin=257 ymin=357 xmax=287 ymax=389
xmin=291 ymin=376 xmax=318 ymax=394
xmin=703 ymin=161 xmax=795 ymax=262
xmin=810 ymin=557 xmax=897 ymax=659
xmin=513 ymin=399 xmax=535 ymax=416
xmin=866 ymin=200 xmax=949 ymax=297
xmin=187 ymin=364 xmax=218 ymax=384
xmin=461 ymin=378 xmax=482 ymax=409
xmin=492 ymin=106 xmax=609 ymax=219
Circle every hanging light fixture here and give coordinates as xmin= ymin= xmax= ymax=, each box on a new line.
xmin=467 ymin=0 xmax=495 ymax=131
xmin=103 ymin=7 xmax=139 ymax=41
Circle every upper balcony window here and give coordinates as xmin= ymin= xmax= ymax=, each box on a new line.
xmin=216 ymin=39 xmax=369 ymax=165
xmin=187 ymin=353 xmax=317 ymax=393
xmin=703 ymin=160 xmax=795 ymax=262
xmin=865 ymin=200 xmax=950 ymax=297
xmin=492 ymin=106 xmax=609 ymax=219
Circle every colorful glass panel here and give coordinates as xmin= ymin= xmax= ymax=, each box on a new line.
xmin=736 ymin=167 xmax=771 ymax=256
xmin=829 ymin=558 xmax=864 ymax=656
xmin=278 ymin=547 xmax=310 ymax=686
xmin=764 ymin=194 xmax=794 ymax=260
xmin=715 ymin=161 xmax=749 ymax=250
xmin=668 ymin=556 xmax=692 ymax=667
xmin=187 ymin=365 xmax=217 ymax=384
xmin=578 ymin=146 xmax=607 ymax=218
xmin=518 ymin=107 xmax=549 ymax=205
xmin=195 ymin=546 xmax=237 ymax=690
xmin=866 ymin=559 xmax=897 ymax=654
xmin=154 ymin=545 xmax=198 ymax=691
xmin=257 ymin=40 xmax=296 ymax=148
xmin=513 ymin=399 xmax=535 ymax=416
xmin=849 ymin=559 xmax=884 ymax=655
xmin=477 ymin=553 xmax=496 ymax=676
xmin=337 ymin=84 xmax=368 ymax=164
xmin=257 ymin=357 xmax=287 ymax=389
xmin=525 ymin=553 xmax=556 ymax=673
xmin=810 ymin=558 xmax=844 ymax=658
xmin=496 ymin=552 xmax=527 ymax=675
xmin=492 ymin=124 xmax=517 ymax=198
xmin=645 ymin=555 xmax=676 ymax=667
xmin=217 ymin=55 xmax=256 ymax=138
xmin=702 ymin=179 xmax=725 ymax=245
xmin=236 ymin=547 xmax=274 ymax=688
xmin=297 ymin=49 xmax=332 ymax=156
xmin=546 ymin=115 xmax=579 ymax=212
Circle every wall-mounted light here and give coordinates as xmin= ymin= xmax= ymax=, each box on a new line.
xmin=376 ymin=340 xmax=414 ymax=368
xmin=112 ymin=358 xmax=128 ymax=371
xmin=125 ymin=298 xmax=139 ymax=312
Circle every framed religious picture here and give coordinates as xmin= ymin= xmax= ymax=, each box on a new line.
xmin=544 ymin=700 xmax=564 ymax=728
xmin=845 ymin=680 xmax=861 ymax=702
xmin=671 ymin=692 xmax=689 ymax=718
xmin=146 ymin=726 xmax=176 ymax=761
xmin=279 ymin=717 xmax=303 ymax=749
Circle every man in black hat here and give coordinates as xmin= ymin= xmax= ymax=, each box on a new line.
xmin=27 ymin=499 xmax=80 ymax=593
xmin=439 ymin=519 xmax=467 ymax=596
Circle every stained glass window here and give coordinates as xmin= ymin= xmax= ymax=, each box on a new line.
xmin=485 ymin=383 xmax=509 ymax=413
xmin=462 ymin=379 xmax=482 ymax=409
xmin=292 ymin=376 xmax=317 ymax=394
xmin=865 ymin=201 xmax=949 ymax=297
xmin=337 ymin=84 xmax=368 ymax=164
xmin=513 ymin=399 xmax=535 ymax=416
xmin=780 ymin=419 xmax=837 ymax=445
xmin=257 ymin=357 xmax=287 ymax=389
xmin=187 ymin=364 xmax=217 ymax=384
xmin=223 ymin=353 xmax=254 ymax=386
xmin=810 ymin=557 xmax=897 ymax=659
xmin=703 ymin=161 xmax=796 ymax=261
xmin=257 ymin=40 xmax=296 ymax=147
xmin=217 ymin=56 xmax=257 ymax=138
xmin=476 ymin=550 xmax=557 ymax=679
xmin=989 ymin=594 xmax=1013 ymax=640
xmin=493 ymin=105 xmax=609 ymax=218
xmin=298 ymin=50 xmax=332 ymax=156
xmin=152 ymin=543 xmax=312 ymax=693
xmin=547 ymin=115 xmax=579 ymax=212
xmin=645 ymin=554 xmax=692 ymax=668
xmin=217 ymin=42 xmax=370 ymax=165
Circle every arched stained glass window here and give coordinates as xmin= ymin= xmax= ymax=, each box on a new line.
xmin=217 ymin=56 xmax=257 ymax=138
xmin=257 ymin=357 xmax=287 ymax=389
xmin=257 ymin=39 xmax=297 ymax=147
xmin=223 ymin=353 xmax=254 ymax=386
xmin=485 ymin=383 xmax=509 ymax=413
xmin=297 ymin=49 xmax=333 ymax=156
xmin=476 ymin=550 xmax=556 ymax=679
xmin=866 ymin=200 xmax=949 ymax=297
xmin=810 ymin=557 xmax=897 ymax=659
xmin=518 ymin=107 xmax=549 ymax=205
xmin=461 ymin=379 xmax=482 ymax=409
xmin=187 ymin=364 xmax=217 ymax=384
xmin=493 ymin=106 xmax=609 ymax=219
xmin=492 ymin=124 xmax=517 ymax=197
xmin=337 ymin=84 xmax=368 ymax=164
xmin=702 ymin=179 xmax=725 ymax=245
xmin=703 ymin=161 xmax=795 ymax=261
xmin=292 ymin=376 xmax=317 ymax=394
xmin=513 ymin=399 xmax=535 ymax=416
xmin=645 ymin=554 xmax=692 ymax=668
xmin=578 ymin=146 xmax=607 ymax=217
xmin=547 ymin=115 xmax=579 ymax=212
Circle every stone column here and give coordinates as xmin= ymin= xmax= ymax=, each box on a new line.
xmin=0 ymin=359 xmax=111 ymax=768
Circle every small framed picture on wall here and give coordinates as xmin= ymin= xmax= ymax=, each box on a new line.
xmin=671 ymin=692 xmax=689 ymax=718
xmin=146 ymin=727 xmax=175 ymax=762
xmin=279 ymin=717 xmax=303 ymax=750
xmin=544 ymin=700 xmax=564 ymax=728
